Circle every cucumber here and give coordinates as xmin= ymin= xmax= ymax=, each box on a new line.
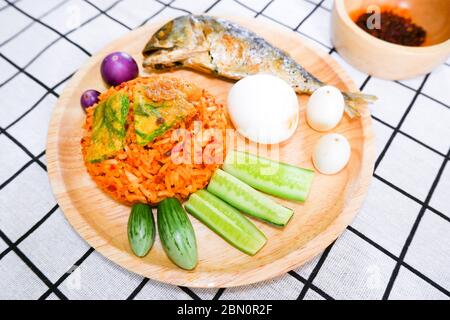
xmin=207 ymin=169 xmax=293 ymax=227
xmin=157 ymin=198 xmax=198 ymax=270
xmin=185 ymin=190 xmax=267 ymax=256
xmin=223 ymin=150 xmax=314 ymax=202
xmin=128 ymin=203 xmax=155 ymax=257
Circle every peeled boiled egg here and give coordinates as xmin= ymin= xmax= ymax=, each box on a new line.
xmin=306 ymin=85 xmax=344 ymax=132
xmin=312 ymin=133 xmax=351 ymax=175
xmin=227 ymin=74 xmax=299 ymax=144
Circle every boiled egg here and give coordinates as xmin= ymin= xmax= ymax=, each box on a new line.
xmin=306 ymin=85 xmax=344 ymax=132
xmin=227 ymin=74 xmax=299 ymax=144
xmin=312 ymin=133 xmax=350 ymax=175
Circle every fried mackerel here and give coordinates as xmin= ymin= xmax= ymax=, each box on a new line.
xmin=142 ymin=15 xmax=376 ymax=118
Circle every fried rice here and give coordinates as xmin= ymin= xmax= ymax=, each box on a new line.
xmin=81 ymin=76 xmax=227 ymax=205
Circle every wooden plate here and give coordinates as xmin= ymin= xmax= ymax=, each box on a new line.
xmin=47 ymin=17 xmax=375 ymax=288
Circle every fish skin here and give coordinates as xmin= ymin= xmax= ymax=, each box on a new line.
xmin=142 ymin=15 xmax=376 ymax=117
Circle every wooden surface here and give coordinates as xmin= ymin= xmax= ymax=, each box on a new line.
xmin=332 ymin=0 xmax=450 ymax=80
xmin=47 ymin=17 xmax=375 ymax=288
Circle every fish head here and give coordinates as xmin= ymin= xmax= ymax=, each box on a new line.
xmin=142 ymin=15 xmax=208 ymax=70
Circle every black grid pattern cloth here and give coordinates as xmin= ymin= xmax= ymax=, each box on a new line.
xmin=0 ymin=0 xmax=449 ymax=300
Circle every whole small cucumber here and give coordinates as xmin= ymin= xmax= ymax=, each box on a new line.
xmin=128 ymin=203 xmax=155 ymax=257
xmin=157 ymin=198 xmax=198 ymax=270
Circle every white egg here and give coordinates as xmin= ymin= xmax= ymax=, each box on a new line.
xmin=306 ymin=85 xmax=345 ymax=132
xmin=227 ymin=74 xmax=299 ymax=144
xmin=312 ymin=133 xmax=351 ymax=175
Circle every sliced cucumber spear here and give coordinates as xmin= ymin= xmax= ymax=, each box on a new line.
xmin=157 ymin=198 xmax=198 ymax=270
xmin=185 ymin=190 xmax=267 ymax=256
xmin=207 ymin=169 xmax=293 ymax=227
xmin=128 ymin=203 xmax=155 ymax=257
xmin=223 ymin=150 xmax=314 ymax=202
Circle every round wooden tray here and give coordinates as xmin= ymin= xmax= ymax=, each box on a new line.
xmin=47 ymin=17 xmax=375 ymax=288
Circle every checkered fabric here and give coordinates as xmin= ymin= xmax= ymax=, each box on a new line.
xmin=0 ymin=0 xmax=449 ymax=300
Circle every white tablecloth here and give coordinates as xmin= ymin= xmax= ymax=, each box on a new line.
xmin=0 ymin=0 xmax=449 ymax=300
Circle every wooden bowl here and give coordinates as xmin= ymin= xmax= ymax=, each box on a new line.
xmin=331 ymin=0 xmax=450 ymax=80
xmin=47 ymin=17 xmax=375 ymax=287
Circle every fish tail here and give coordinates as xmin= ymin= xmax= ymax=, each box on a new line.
xmin=343 ymin=92 xmax=377 ymax=118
